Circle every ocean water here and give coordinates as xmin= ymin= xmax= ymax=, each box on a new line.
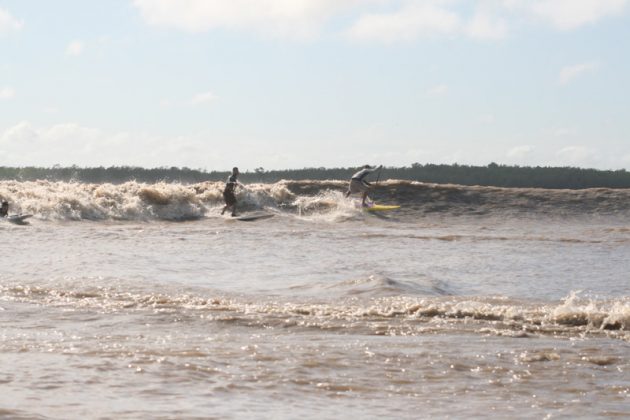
xmin=1 ymin=180 xmax=629 ymax=419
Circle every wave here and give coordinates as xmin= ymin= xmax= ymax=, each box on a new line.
xmin=2 ymin=179 xmax=630 ymax=221
xmin=290 ymin=274 xmax=457 ymax=297
xmin=2 ymin=281 xmax=628 ymax=340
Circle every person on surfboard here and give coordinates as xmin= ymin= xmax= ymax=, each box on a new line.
xmin=345 ymin=165 xmax=382 ymax=207
xmin=221 ymin=167 xmax=245 ymax=217
xmin=0 ymin=200 xmax=8 ymax=218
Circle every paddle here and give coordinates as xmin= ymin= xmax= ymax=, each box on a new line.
xmin=375 ymin=165 xmax=383 ymax=184
xmin=368 ymin=165 xmax=383 ymax=207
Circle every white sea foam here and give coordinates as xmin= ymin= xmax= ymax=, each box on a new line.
xmin=3 ymin=179 xmax=630 ymax=221
xmin=2 ymin=280 xmax=626 ymax=340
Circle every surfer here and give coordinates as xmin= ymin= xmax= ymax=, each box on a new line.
xmin=0 ymin=200 xmax=8 ymax=218
xmin=345 ymin=165 xmax=382 ymax=207
xmin=221 ymin=167 xmax=245 ymax=217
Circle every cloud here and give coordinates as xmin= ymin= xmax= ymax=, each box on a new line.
xmin=133 ymin=0 xmax=628 ymax=42
xmin=132 ymin=0 xmax=506 ymax=42
xmin=559 ymin=62 xmax=599 ymax=85
xmin=132 ymin=0 xmax=364 ymax=39
xmin=0 ymin=7 xmax=23 ymax=33
xmin=465 ymin=12 xmax=508 ymax=40
xmin=65 ymin=40 xmax=85 ymax=56
xmin=556 ymin=145 xmax=597 ymax=165
xmin=0 ymin=87 xmax=15 ymax=100
xmin=0 ymin=121 xmax=38 ymax=145
xmin=507 ymin=145 xmax=533 ymax=158
xmin=427 ymin=84 xmax=449 ymax=96
xmin=0 ymin=121 xmax=221 ymax=168
xmin=526 ymin=0 xmax=628 ymax=30
xmin=347 ymin=2 xmax=460 ymax=42
xmin=190 ymin=91 xmax=218 ymax=106
xmin=352 ymin=0 xmax=629 ymax=41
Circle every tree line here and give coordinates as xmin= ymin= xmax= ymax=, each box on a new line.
xmin=1 ymin=163 xmax=630 ymax=189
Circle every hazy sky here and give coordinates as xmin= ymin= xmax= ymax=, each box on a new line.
xmin=1 ymin=0 xmax=629 ymax=171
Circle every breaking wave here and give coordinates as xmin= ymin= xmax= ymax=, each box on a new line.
xmin=2 ymin=179 xmax=630 ymax=221
xmin=1 ymin=280 xmax=628 ymax=341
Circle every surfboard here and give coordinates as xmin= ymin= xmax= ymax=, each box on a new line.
xmin=364 ymin=204 xmax=400 ymax=212
xmin=235 ymin=212 xmax=275 ymax=222
xmin=4 ymin=214 xmax=33 ymax=224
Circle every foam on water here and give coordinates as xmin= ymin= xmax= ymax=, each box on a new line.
xmin=2 ymin=279 xmax=627 ymax=341
xmin=3 ymin=179 xmax=630 ymax=221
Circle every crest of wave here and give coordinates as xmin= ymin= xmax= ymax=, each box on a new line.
xmin=551 ymin=291 xmax=629 ymax=330
xmin=0 ymin=180 xmax=226 ymax=221
xmin=231 ymin=181 xmax=295 ymax=210
xmin=292 ymin=189 xmax=361 ymax=222
xmin=214 ymin=180 xmax=360 ymax=221
xmin=2 ymin=179 xmax=365 ymax=221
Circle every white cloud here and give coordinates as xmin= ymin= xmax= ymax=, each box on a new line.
xmin=465 ymin=12 xmax=508 ymax=40
xmin=427 ymin=84 xmax=449 ymax=96
xmin=347 ymin=2 xmax=460 ymax=42
xmin=527 ymin=0 xmax=628 ymax=30
xmin=132 ymin=0 xmax=365 ymax=39
xmin=556 ymin=145 xmax=597 ymax=165
xmin=559 ymin=62 xmax=599 ymax=85
xmin=507 ymin=145 xmax=533 ymax=158
xmin=0 ymin=86 xmax=15 ymax=100
xmin=133 ymin=0 xmax=628 ymax=42
xmin=0 ymin=7 xmax=23 ymax=33
xmin=0 ymin=121 xmax=38 ymax=145
xmin=190 ymin=91 xmax=218 ymax=106
xmin=346 ymin=2 xmax=513 ymax=43
xmin=0 ymin=122 xmax=222 ymax=168
xmin=65 ymin=40 xmax=85 ymax=56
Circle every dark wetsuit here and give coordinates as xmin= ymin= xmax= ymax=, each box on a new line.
xmin=223 ymin=175 xmax=238 ymax=206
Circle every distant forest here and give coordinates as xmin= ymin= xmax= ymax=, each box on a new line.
xmin=1 ymin=163 xmax=630 ymax=189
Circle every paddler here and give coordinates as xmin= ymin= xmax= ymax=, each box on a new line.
xmin=345 ymin=164 xmax=382 ymax=207
xmin=221 ymin=167 xmax=245 ymax=217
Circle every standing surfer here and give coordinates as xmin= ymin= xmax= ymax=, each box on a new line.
xmin=0 ymin=200 xmax=8 ymax=218
xmin=221 ymin=167 xmax=245 ymax=217
xmin=345 ymin=165 xmax=382 ymax=207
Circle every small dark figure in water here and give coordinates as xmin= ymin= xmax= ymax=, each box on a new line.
xmin=0 ymin=200 xmax=8 ymax=218
xmin=345 ymin=165 xmax=382 ymax=207
xmin=221 ymin=167 xmax=244 ymax=217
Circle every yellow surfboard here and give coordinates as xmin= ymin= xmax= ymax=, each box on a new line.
xmin=364 ymin=204 xmax=401 ymax=212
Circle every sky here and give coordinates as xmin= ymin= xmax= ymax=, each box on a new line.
xmin=1 ymin=0 xmax=629 ymax=171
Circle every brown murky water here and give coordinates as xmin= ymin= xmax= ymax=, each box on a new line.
xmin=1 ymin=181 xmax=629 ymax=418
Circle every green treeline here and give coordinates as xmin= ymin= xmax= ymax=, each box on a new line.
xmin=1 ymin=163 xmax=630 ymax=189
